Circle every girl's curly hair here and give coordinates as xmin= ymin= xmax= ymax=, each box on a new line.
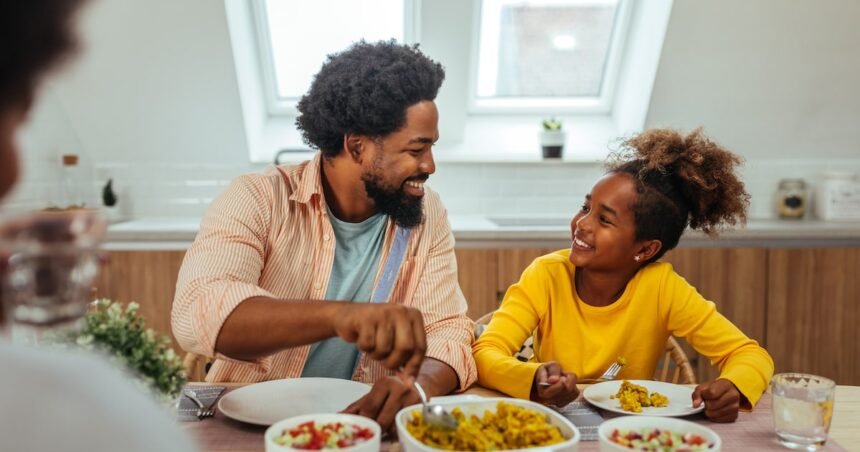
xmin=606 ymin=128 xmax=750 ymax=262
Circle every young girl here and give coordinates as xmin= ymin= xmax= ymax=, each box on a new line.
xmin=473 ymin=129 xmax=774 ymax=423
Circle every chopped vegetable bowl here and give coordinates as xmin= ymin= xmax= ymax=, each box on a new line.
xmin=265 ymin=414 xmax=380 ymax=452
xmin=598 ymin=416 xmax=721 ymax=452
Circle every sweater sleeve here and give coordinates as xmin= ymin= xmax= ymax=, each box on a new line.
xmin=661 ymin=270 xmax=774 ymax=410
xmin=472 ymin=261 xmax=547 ymax=400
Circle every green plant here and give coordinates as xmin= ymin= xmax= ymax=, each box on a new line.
xmin=102 ymin=178 xmax=117 ymax=207
xmin=542 ymin=117 xmax=562 ymax=131
xmin=77 ymin=299 xmax=186 ymax=399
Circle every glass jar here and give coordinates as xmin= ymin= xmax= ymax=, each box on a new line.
xmin=61 ymin=154 xmax=83 ymax=208
xmin=777 ymin=178 xmax=807 ymax=219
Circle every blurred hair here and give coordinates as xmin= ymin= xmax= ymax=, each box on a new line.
xmin=0 ymin=0 xmax=87 ymax=110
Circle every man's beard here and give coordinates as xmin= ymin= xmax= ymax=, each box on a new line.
xmin=362 ymin=169 xmax=425 ymax=228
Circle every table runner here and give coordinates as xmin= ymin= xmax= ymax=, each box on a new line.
xmin=181 ymin=390 xmax=847 ymax=451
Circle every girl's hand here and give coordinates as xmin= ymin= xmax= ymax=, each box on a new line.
xmin=531 ymin=361 xmax=579 ymax=407
xmin=692 ymin=378 xmax=741 ymax=422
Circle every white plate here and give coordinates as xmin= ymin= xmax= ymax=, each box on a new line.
xmin=582 ymin=380 xmax=704 ymax=417
xmin=218 ymin=378 xmax=371 ymax=426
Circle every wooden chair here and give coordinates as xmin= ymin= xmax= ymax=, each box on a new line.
xmin=474 ymin=311 xmax=494 ymax=336
xmin=473 ymin=310 xmax=697 ymax=384
xmin=183 ymin=352 xmax=210 ymax=382
xmin=656 ymin=336 xmax=696 ymax=384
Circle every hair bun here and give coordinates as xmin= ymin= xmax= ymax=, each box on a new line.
xmin=610 ymin=128 xmax=749 ymax=235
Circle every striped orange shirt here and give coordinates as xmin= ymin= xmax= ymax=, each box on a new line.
xmin=171 ymin=153 xmax=477 ymax=389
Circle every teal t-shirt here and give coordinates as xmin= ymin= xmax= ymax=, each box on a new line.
xmin=300 ymin=209 xmax=387 ymax=379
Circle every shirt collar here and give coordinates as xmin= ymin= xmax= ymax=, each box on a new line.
xmin=289 ymin=152 xmax=324 ymax=205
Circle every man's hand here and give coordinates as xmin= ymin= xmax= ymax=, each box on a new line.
xmin=342 ymin=375 xmax=420 ymax=431
xmin=692 ymin=378 xmax=741 ymax=423
xmin=531 ymin=361 xmax=579 ymax=407
xmin=332 ymin=304 xmax=427 ymax=379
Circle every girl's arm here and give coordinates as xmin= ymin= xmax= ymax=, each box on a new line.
xmin=661 ymin=269 xmax=774 ymax=410
xmin=472 ymin=261 xmax=548 ymax=400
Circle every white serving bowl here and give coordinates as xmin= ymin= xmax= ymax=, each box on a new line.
xmin=395 ymin=397 xmax=581 ymax=451
xmin=597 ymin=416 xmax=721 ymax=452
xmin=264 ymin=413 xmax=381 ymax=452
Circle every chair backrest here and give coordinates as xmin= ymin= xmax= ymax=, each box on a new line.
xmin=654 ymin=336 xmax=697 ymax=384
xmin=183 ymin=352 xmax=209 ymax=382
xmin=473 ymin=310 xmax=697 ymax=384
xmin=474 ymin=311 xmax=494 ymax=337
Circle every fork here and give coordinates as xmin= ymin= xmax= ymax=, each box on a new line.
xmin=594 ymin=361 xmax=623 ymax=381
xmin=538 ymin=361 xmax=623 ymax=387
xmin=184 ymin=389 xmax=215 ymax=419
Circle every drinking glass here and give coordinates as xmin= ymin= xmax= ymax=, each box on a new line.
xmin=771 ymin=373 xmax=836 ymax=450
xmin=0 ymin=209 xmax=106 ymax=343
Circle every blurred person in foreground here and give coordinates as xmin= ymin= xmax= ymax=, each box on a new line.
xmin=172 ymin=40 xmax=476 ymax=430
xmin=0 ymin=1 xmax=195 ymax=451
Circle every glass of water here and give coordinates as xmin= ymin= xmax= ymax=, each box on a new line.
xmin=0 ymin=209 xmax=106 ymax=343
xmin=771 ymin=373 xmax=836 ymax=450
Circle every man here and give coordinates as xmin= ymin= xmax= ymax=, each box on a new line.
xmin=172 ymin=40 xmax=476 ymax=429
xmin=0 ymin=1 xmax=195 ymax=451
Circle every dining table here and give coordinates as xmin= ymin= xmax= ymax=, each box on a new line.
xmin=181 ymin=382 xmax=859 ymax=452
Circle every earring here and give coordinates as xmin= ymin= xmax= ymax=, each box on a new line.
xmin=634 ymin=255 xmax=641 ymax=262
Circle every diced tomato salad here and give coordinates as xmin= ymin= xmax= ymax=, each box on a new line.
xmin=609 ymin=428 xmax=713 ymax=451
xmin=272 ymin=421 xmax=374 ymax=450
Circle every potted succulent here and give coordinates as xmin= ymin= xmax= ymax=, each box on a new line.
xmin=540 ymin=117 xmax=566 ymax=159
xmin=101 ymin=178 xmax=124 ymax=223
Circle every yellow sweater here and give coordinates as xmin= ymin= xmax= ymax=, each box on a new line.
xmin=473 ymin=250 xmax=774 ymax=409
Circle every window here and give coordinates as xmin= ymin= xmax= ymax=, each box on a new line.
xmin=227 ymin=0 xmax=670 ymax=163
xmin=472 ymin=0 xmax=631 ymax=113
xmin=253 ymin=0 xmax=418 ymax=115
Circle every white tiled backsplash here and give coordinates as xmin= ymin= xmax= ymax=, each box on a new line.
xmin=5 ymin=156 xmax=860 ymax=222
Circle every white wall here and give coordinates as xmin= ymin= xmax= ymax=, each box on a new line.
xmin=647 ymin=0 xmax=860 ymax=159
xmin=9 ymin=0 xmax=860 ymax=220
xmin=9 ymin=0 xmax=257 ymax=215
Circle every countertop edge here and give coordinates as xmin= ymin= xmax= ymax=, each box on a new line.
xmin=103 ymin=217 xmax=860 ymax=250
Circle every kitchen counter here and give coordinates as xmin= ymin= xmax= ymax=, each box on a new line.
xmin=104 ymin=216 xmax=860 ymax=250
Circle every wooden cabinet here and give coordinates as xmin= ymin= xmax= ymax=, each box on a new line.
xmin=93 ymin=251 xmax=186 ymax=353
xmin=96 ymin=246 xmax=860 ymax=385
xmin=454 ymin=249 xmax=498 ymax=319
xmin=767 ymin=249 xmax=860 ymax=385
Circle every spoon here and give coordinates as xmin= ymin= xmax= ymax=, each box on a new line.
xmin=412 ymin=381 xmax=459 ymax=429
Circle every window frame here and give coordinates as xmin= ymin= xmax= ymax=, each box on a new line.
xmin=468 ymin=0 xmax=634 ymax=115
xmin=250 ymin=0 xmax=422 ymax=116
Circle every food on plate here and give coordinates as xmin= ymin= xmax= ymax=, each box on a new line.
xmin=271 ymin=421 xmax=374 ymax=450
xmin=608 ymin=428 xmax=713 ymax=451
xmin=405 ymin=401 xmax=565 ymax=451
xmin=610 ymin=380 xmax=670 ymax=413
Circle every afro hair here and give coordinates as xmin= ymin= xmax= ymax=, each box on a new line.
xmin=295 ymin=40 xmax=445 ymax=158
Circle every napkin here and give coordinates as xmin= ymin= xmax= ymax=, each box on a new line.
xmin=176 ymin=385 xmax=225 ymax=422
xmin=555 ymin=400 xmax=604 ymax=441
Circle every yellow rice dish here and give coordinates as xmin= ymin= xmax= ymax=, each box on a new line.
xmin=609 ymin=380 xmax=670 ymax=413
xmin=404 ymin=401 xmax=565 ymax=451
